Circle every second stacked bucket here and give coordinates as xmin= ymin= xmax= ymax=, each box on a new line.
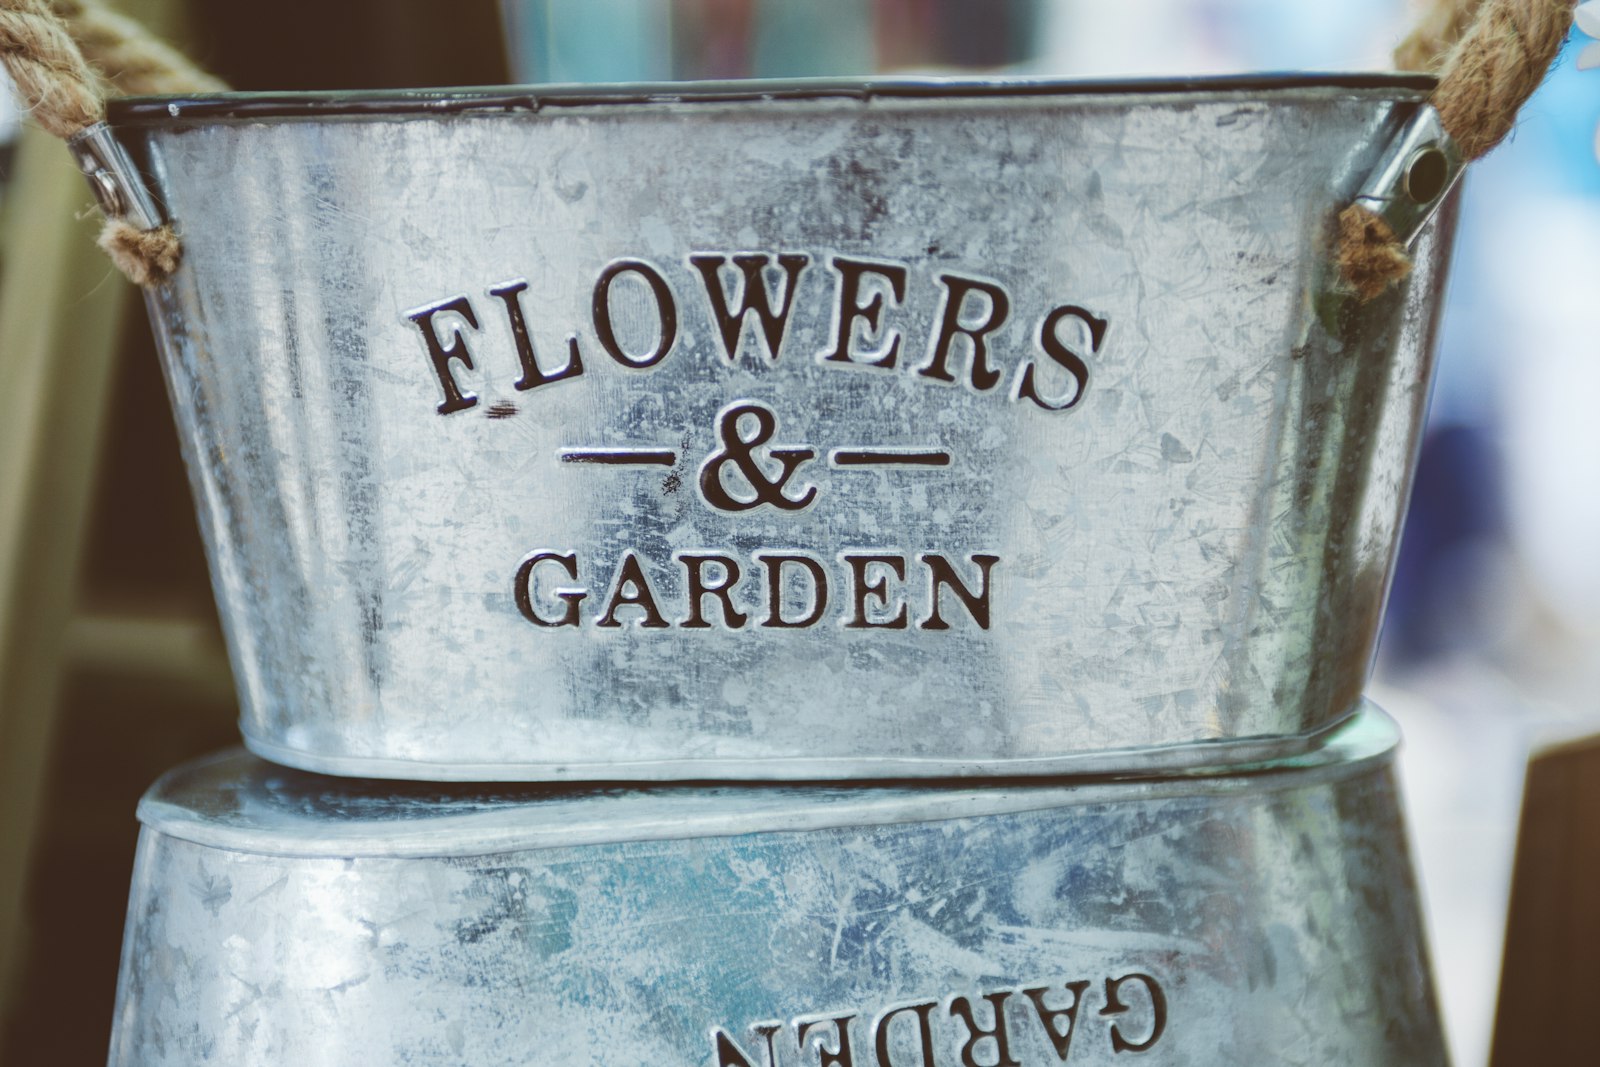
xmin=104 ymin=75 xmax=1450 ymax=1064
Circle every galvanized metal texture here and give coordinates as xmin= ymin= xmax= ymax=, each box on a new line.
xmin=106 ymin=704 xmax=1444 ymax=1065
xmin=109 ymin=77 xmax=1455 ymax=779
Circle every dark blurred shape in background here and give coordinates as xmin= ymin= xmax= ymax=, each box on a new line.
xmin=197 ymin=2 xmax=511 ymax=92
xmin=1384 ymin=423 xmax=1510 ymax=667
xmin=505 ymin=0 xmax=1043 ymax=83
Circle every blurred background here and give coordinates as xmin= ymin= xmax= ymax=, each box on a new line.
xmin=0 ymin=1 xmax=1595 ymax=1064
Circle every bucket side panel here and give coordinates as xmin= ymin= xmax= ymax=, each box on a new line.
xmin=123 ymin=90 xmax=1448 ymax=774
xmin=107 ymin=762 xmax=1443 ymax=1065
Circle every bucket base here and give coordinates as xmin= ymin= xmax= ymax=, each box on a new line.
xmin=240 ymin=708 xmax=1358 ymax=782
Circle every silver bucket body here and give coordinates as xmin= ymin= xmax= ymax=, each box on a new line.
xmin=110 ymin=76 xmax=1452 ymax=779
xmin=107 ymin=705 xmax=1444 ymax=1065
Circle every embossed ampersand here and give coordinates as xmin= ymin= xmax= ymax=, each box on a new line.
xmin=699 ymin=401 xmax=817 ymax=512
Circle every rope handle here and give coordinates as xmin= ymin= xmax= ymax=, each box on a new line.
xmin=1339 ymin=0 xmax=1577 ymax=299
xmin=0 ymin=0 xmax=1580 ymax=292
xmin=0 ymin=0 xmax=223 ymax=286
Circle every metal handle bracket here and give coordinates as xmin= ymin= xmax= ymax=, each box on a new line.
xmin=66 ymin=122 xmax=165 ymax=232
xmin=1351 ymin=104 xmax=1465 ymax=248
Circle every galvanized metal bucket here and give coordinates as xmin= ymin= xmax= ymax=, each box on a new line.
xmin=108 ymin=703 xmax=1444 ymax=1065
xmin=108 ymin=75 xmax=1453 ymax=779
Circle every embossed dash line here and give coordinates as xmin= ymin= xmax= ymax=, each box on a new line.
xmin=829 ymin=449 xmax=951 ymax=468
xmin=559 ymin=448 xmax=678 ymax=466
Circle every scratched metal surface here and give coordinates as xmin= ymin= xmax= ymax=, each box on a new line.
xmin=110 ymin=78 xmax=1453 ymax=779
xmin=106 ymin=705 xmax=1444 ymax=1065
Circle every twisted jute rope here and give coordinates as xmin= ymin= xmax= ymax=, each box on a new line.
xmin=0 ymin=0 xmax=1577 ymax=293
xmin=1396 ymin=0 xmax=1487 ymax=75
xmin=50 ymin=0 xmax=224 ymax=96
xmin=0 ymin=0 xmax=224 ymax=285
xmin=1338 ymin=0 xmax=1576 ymax=300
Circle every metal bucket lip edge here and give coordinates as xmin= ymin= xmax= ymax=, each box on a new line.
xmin=105 ymin=71 xmax=1436 ymax=126
xmin=137 ymin=704 xmax=1399 ymax=861
xmin=234 ymin=702 xmax=1367 ymax=783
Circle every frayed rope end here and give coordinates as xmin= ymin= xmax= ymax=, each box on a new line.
xmin=1336 ymin=203 xmax=1412 ymax=301
xmin=97 ymin=217 xmax=179 ymax=286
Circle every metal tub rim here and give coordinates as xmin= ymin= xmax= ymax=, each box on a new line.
xmin=143 ymin=703 xmax=1398 ymax=860
xmin=105 ymin=71 xmax=1436 ymax=126
xmin=236 ymin=701 xmax=1370 ymax=784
